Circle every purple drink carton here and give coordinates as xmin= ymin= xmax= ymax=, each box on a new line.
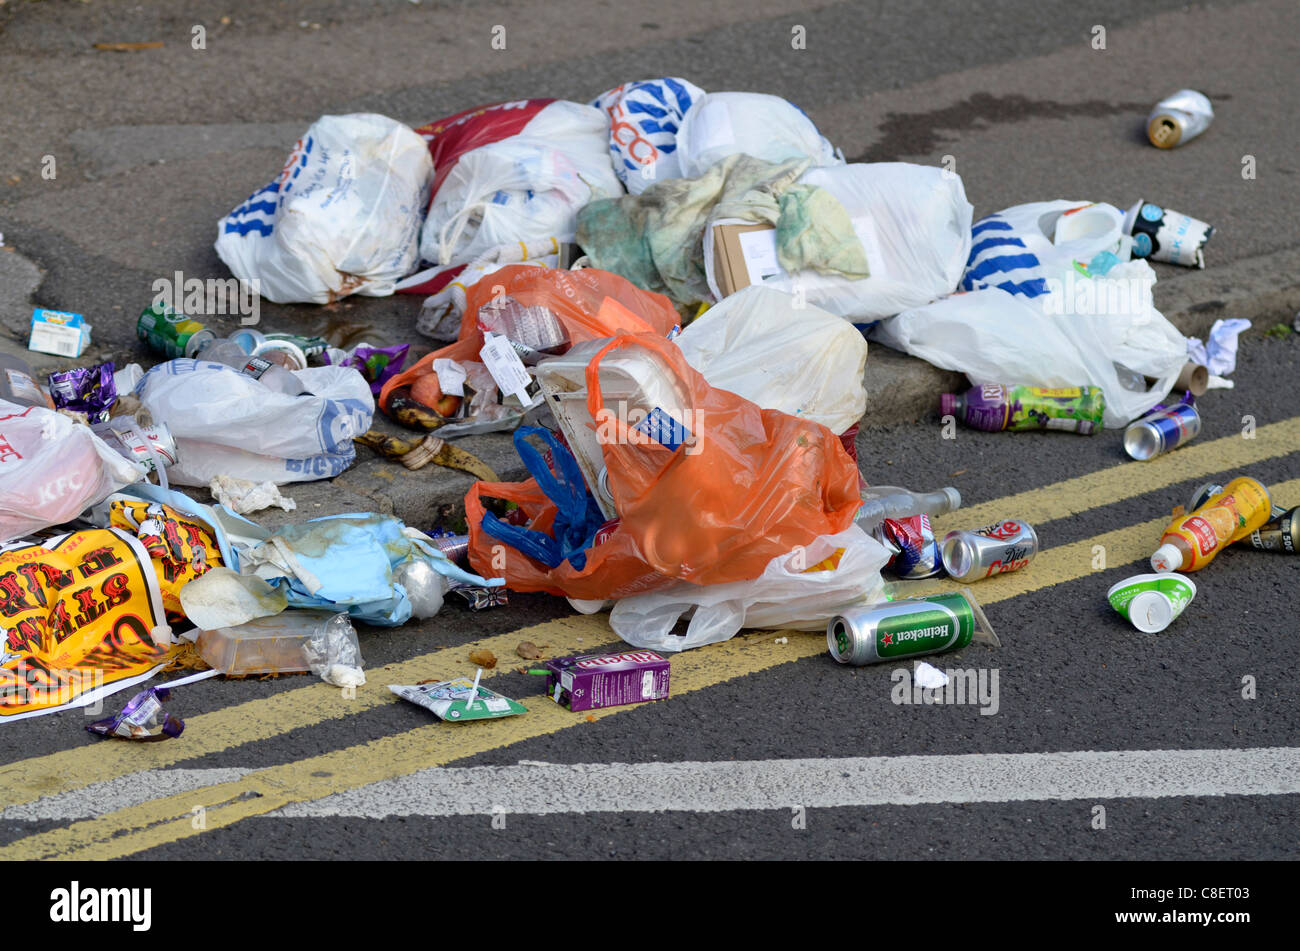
xmin=544 ymin=650 xmax=671 ymax=712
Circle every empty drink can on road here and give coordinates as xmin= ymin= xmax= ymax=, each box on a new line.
xmin=941 ymin=520 xmax=1039 ymax=583
xmin=1124 ymin=402 xmax=1202 ymax=460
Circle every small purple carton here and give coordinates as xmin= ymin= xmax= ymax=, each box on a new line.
xmin=544 ymin=650 xmax=670 ymax=712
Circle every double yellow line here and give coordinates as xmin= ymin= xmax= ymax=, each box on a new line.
xmin=3 ymin=416 xmax=1298 ymax=859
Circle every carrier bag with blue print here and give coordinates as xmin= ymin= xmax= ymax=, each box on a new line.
xmin=215 ymin=114 xmax=433 ymax=305
xmin=134 ymin=360 xmax=374 ymax=486
xmin=872 ymin=200 xmax=1189 ymax=428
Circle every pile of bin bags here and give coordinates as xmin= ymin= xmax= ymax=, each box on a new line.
xmin=0 ymin=465 xmax=498 ymax=720
xmin=392 ymin=273 xmax=898 ymax=652
xmin=213 ymin=79 xmax=1191 ymax=428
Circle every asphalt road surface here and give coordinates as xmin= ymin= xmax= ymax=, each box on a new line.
xmin=0 ymin=0 xmax=1297 ymax=873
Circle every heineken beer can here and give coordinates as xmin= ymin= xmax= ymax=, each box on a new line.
xmin=1147 ymin=89 xmax=1213 ymax=149
xmin=827 ymin=593 xmax=975 ymax=666
xmin=137 ymin=303 xmax=214 ymax=358
xmin=1124 ymin=402 xmax=1202 ymax=460
xmin=941 ymin=520 xmax=1039 ymax=583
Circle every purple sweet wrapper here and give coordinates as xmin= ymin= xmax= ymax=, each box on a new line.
xmin=49 ymin=362 xmax=117 ymax=423
xmin=86 ymin=686 xmax=184 ymax=741
xmin=326 ymin=344 xmax=410 ymax=395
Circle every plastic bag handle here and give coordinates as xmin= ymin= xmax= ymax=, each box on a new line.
xmin=583 ymin=334 xmax=693 ymax=455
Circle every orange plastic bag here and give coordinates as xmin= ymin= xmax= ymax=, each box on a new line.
xmin=465 ymin=332 xmax=861 ymax=599
xmin=379 ymin=265 xmax=681 ymax=414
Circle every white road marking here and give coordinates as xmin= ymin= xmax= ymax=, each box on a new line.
xmin=269 ymin=747 xmax=1300 ymax=818
xmin=0 ymin=768 xmax=254 ymax=822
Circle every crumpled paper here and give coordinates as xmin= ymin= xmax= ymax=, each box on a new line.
xmin=1187 ymin=318 xmax=1250 ymax=377
xmin=209 ymin=474 xmax=298 ymax=515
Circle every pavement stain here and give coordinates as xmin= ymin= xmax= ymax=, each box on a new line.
xmin=850 ymin=93 xmax=1152 ymax=163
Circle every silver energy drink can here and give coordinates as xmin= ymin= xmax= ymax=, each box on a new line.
xmin=827 ymin=593 xmax=976 ymax=666
xmin=1147 ymin=89 xmax=1213 ymax=149
xmin=1124 ymin=402 xmax=1202 ymax=460
xmin=940 ymin=520 xmax=1039 ymax=583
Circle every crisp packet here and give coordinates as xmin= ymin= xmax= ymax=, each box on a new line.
xmin=49 ymin=362 xmax=117 ymax=423
xmin=86 ymin=686 xmax=184 ymax=740
xmin=389 ymin=679 xmax=526 ymax=722
xmin=327 ymin=343 xmax=409 ymax=395
xmin=447 ymin=580 xmax=507 ymax=610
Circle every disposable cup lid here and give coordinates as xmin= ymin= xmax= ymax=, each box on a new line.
xmin=1127 ymin=590 xmax=1174 ymax=633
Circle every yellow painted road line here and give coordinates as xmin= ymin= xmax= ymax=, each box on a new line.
xmin=2 ymin=631 xmax=829 ymax=860
xmin=11 ymin=475 xmax=1300 ymax=860
xmin=0 ymin=614 xmax=615 ymax=811
xmin=950 ymin=416 xmax=1300 ymax=529
xmin=3 ymin=421 xmax=1296 ymax=824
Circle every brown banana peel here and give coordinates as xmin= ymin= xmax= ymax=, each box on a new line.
xmin=355 ymin=430 xmax=498 ymax=482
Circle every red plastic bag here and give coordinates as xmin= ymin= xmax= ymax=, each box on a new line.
xmin=379 ymin=266 xmax=680 ymax=414
xmin=465 ymin=332 xmax=861 ymax=598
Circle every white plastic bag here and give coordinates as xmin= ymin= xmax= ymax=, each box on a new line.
xmin=704 ymin=163 xmax=973 ymax=325
xmin=590 ymin=77 xmax=705 ymax=193
xmin=215 ymin=114 xmax=433 ymax=305
xmin=418 ymin=100 xmax=623 ymax=267
xmin=675 ymin=92 xmax=840 ymax=179
xmin=0 ymin=400 xmax=145 ymax=543
xmin=675 ymin=285 xmax=868 ymax=433
xmin=608 ymin=525 xmax=892 ymax=653
xmin=135 ymin=360 xmax=374 ymax=486
xmin=872 ymin=262 xmax=1187 ymax=428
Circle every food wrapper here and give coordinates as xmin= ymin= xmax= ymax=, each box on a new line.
xmin=86 ymin=686 xmax=183 ymax=740
xmin=327 ymin=344 xmax=409 ymax=395
xmin=49 ymin=362 xmax=117 ymax=423
xmin=389 ymin=678 xmax=526 ymax=722
xmin=447 ymin=581 xmax=508 ymax=610
xmin=108 ymin=499 xmax=223 ymax=623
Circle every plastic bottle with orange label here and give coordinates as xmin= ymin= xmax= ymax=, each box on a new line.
xmin=1150 ymin=476 xmax=1273 ymax=572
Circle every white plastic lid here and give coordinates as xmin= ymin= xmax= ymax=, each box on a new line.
xmin=1127 ymin=590 xmax=1174 ymax=633
xmin=566 ymin=597 xmax=610 ymax=615
xmin=1150 ymin=542 xmax=1183 ymax=573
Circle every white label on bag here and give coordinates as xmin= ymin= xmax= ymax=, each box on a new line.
xmin=852 ymin=216 xmax=888 ymax=280
xmin=432 ymin=358 xmax=467 ymax=398
xmin=479 ymin=333 xmax=536 ymax=406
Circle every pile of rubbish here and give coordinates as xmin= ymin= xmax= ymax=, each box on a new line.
xmin=4 ymin=80 xmax=1289 ymax=733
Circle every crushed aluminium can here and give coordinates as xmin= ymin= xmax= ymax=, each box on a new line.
xmin=827 ymin=593 xmax=977 ymax=666
xmin=1124 ymin=402 xmax=1202 ymax=460
xmin=1147 ymin=89 xmax=1213 ymax=149
xmin=875 ymin=513 xmax=944 ymax=579
xmin=1246 ymin=507 xmax=1299 ymax=554
xmin=940 ymin=520 xmax=1039 ymax=582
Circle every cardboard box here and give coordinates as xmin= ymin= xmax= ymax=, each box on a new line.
xmin=545 ymin=650 xmax=670 ymax=712
xmin=711 ymin=222 xmax=787 ymax=297
xmin=29 ymin=308 xmax=91 ymax=358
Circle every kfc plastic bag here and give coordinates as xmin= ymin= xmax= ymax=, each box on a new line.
xmin=215 ymin=114 xmax=433 ymax=304
xmin=0 ymin=400 xmax=144 ymax=543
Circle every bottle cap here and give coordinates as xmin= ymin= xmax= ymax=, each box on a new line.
xmin=1127 ymin=591 xmax=1175 ymax=633
xmin=1150 ymin=542 xmax=1182 ymax=573
xmin=940 ymin=486 xmax=961 ymax=511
